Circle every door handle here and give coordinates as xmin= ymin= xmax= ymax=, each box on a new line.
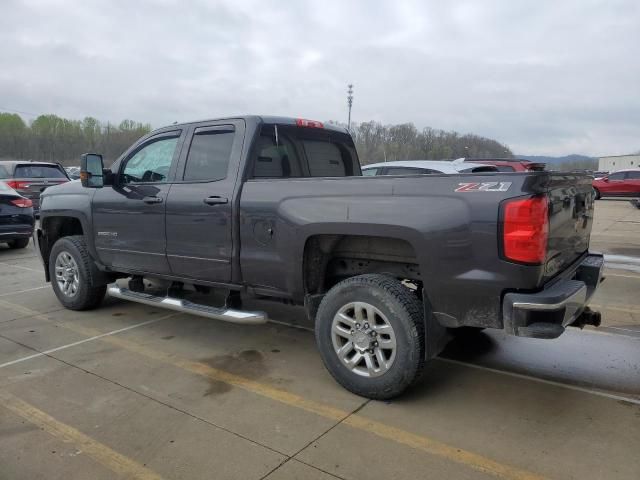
xmin=204 ymin=196 xmax=228 ymax=205
xmin=143 ymin=196 xmax=163 ymax=204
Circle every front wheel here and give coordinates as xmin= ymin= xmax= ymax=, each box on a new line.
xmin=593 ymin=188 xmax=601 ymax=200
xmin=315 ymin=274 xmax=425 ymax=399
xmin=49 ymin=236 xmax=106 ymax=310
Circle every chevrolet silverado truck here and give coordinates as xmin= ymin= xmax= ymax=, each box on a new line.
xmin=34 ymin=116 xmax=603 ymax=399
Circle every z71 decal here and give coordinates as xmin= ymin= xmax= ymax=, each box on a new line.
xmin=455 ymin=182 xmax=512 ymax=192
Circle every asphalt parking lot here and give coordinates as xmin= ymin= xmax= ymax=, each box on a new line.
xmin=1 ymin=200 xmax=639 ymax=480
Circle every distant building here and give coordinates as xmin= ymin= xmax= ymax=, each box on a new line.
xmin=598 ymin=154 xmax=640 ymax=172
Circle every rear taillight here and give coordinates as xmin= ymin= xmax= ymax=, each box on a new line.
xmin=10 ymin=198 xmax=33 ymax=208
xmin=502 ymin=196 xmax=549 ymax=264
xmin=5 ymin=180 xmax=29 ymax=190
xmin=296 ymin=118 xmax=324 ymax=128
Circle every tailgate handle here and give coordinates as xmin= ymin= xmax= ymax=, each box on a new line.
xmin=204 ymin=196 xmax=228 ymax=205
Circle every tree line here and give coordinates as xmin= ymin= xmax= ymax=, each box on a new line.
xmin=0 ymin=112 xmax=514 ymax=167
xmin=0 ymin=112 xmax=151 ymax=166
xmin=340 ymin=121 xmax=513 ymax=164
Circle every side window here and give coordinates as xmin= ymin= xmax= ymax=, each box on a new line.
xmin=253 ymin=134 xmax=302 ymax=178
xmin=362 ymin=168 xmax=378 ymax=176
xmin=495 ymin=165 xmax=516 ymax=172
xmin=608 ymin=172 xmax=626 ymax=181
xmin=183 ymin=128 xmax=234 ymax=181
xmin=122 ymin=136 xmax=178 ymax=184
xmin=626 ymin=171 xmax=640 ymax=179
xmin=0 ymin=165 xmax=9 ymax=178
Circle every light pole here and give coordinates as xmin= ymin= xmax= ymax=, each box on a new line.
xmin=347 ymin=84 xmax=354 ymax=131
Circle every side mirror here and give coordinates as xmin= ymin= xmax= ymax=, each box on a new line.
xmin=80 ymin=153 xmax=104 ymax=188
xmin=603 ymin=177 xmax=609 ymax=182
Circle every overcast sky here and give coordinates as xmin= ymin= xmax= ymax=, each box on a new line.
xmin=1 ymin=0 xmax=638 ymax=156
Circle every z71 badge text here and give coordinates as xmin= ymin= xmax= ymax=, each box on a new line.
xmin=455 ymin=182 xmax=512 ymax=192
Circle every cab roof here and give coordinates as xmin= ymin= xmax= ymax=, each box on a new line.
xmin=152 ymin=115 xmax=349 ymax=135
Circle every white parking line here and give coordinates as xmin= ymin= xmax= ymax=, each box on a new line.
xmin=438 ymin=358 xmax=640 ymax=405
xmin=267 ymin=318 xmax=640 ymax=403
xmin=0 ymin=285 xmax=48 ymax=298
xmin=604 ymin=254 xmax=640 ymax=265
xmin=0 ymin=314 xmax=177 ymax=369
xmin=0 ymin=261 xmax=42 ymax=273
xmin=604 ymin=271 xmax=640 ymax=279
xmin=598 ymin=325 xmax=640 ymax=335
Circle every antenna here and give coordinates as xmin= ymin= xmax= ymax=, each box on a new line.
xmin=347 ymin=84 xmax=354 ymax=131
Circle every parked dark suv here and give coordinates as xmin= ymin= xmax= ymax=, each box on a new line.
xmin=0 ymin=161 xmax=70 ymax=213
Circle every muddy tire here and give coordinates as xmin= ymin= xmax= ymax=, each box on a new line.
xmin=49 ymin=236 xmax=106 ymax=310
xmin=8 ymin=238 xmax=30 ymax=249
xmin=315 ymin=274 xmax=425 ymax=399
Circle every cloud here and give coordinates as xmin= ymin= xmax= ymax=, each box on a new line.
xmin=0 ymin=0 xmax=638 ymax=155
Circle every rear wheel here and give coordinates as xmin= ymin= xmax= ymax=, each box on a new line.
xmin=49 ymin=236 xmax=106 ymax=310
xmin=315 ymin=274 xmax=425 ymax=399
xmin=8 ymin=238 xmax=30 ymax=249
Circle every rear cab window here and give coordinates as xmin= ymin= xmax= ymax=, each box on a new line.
xmin=15 ymin=164 xmax=68 ymax=179
xmin=252 ymin=124 xmax=360 ymax=179
xmin=0 ymin=165 xmax=10 ymax=178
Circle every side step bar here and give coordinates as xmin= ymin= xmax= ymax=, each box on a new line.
xmin=107 ymin=284 xmax=267 ymax=325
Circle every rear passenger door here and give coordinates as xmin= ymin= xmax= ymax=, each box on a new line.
xmin=165 ymin=121 xmax=244 ymax=283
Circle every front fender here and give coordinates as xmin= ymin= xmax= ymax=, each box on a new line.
xmin=39 ymin=185 xmax=98 ymax=263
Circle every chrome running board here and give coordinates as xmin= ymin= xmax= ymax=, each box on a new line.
xmin=107 ymin=284 xmax=267 ymax=325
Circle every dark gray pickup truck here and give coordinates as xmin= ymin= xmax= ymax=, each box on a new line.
xmin=35 ymin=115 xmax=603 ymax=399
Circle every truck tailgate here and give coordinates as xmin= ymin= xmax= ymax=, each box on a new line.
xmin=544 ymin=174 xmax=595 ymax=281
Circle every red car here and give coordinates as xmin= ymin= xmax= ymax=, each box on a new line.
xmin=592 ymin=169 xmax=640 ymax=199
xmin=462 ymin=158 xmax=545 ymax=172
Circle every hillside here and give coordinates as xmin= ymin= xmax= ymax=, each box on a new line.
xmin=517 ymin=154 xmax=596 ymax=166
xmin=517 ymin=154 xmax=598 ymax=171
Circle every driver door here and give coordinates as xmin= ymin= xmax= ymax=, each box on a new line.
xmin=92 ymin=130 xmax=184 ymax=274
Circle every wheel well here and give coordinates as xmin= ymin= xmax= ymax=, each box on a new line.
xmin=40 ymin=217 xmax=84 ymax=273
xmin=303 ymin=234 xmax=421 ymax=294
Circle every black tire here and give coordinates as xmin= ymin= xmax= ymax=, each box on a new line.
xmin=594 ymin=188 xmax=601 ymax=200
xmin=315 ymin=274 xmax=425 ymax=400
xmin=8 ymin=238 xmax=30 ymax=249
xmin=49 ymin=235 xmax=106 ymax=310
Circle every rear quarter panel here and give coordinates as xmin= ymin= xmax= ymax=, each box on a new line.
xmin=239 ymin=173 xmax=547 ymax=328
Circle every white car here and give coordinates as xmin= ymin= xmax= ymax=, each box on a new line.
xmin=361 ymin=159 xmax=498 ymax=176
